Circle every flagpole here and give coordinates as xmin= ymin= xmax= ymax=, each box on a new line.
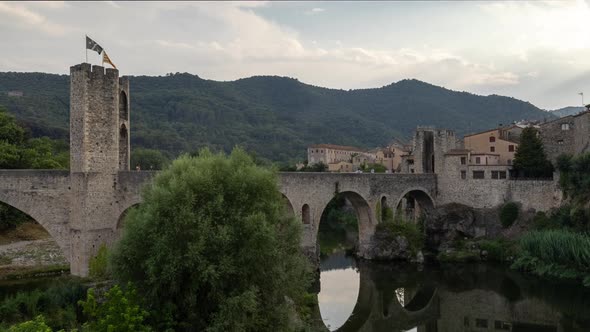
xmin=85 ymin=35 xmax=88 ymax=63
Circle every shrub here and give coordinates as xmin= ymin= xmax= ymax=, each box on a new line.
xmin=8 ymin=315 xmax=52 ymax=332
xmin=110 ymin=148 xmax=311 ymax=331
xmin=79 ymin=284 xmax=151 ymax=332
xmin=512 ymin=230 xmax=590 ymax=286
xmin=88 ymin=244 xmax=109 ymax=280
xmin=532 ymin=211 xmax=555 ymax=230
xmin=375 ymin=220 xmax=424 ymax=254
xmin=478 ymin=239 xmax=517 ymax=262
xmin=500 ymin=202 xmax=519 ymax=228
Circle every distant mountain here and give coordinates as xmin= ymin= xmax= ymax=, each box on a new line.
xmin=0 ymin=71 xmax=555 ymax=163
xmin=549 ymin=106 xmax=585 ymax=118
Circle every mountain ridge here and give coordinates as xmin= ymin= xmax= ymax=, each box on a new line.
xmin=0 ymin=70 xmax=556 ymax=163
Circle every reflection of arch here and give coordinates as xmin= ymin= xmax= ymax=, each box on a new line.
xmin=302 ymin=204 xmax=311 ymax=224
xmin=316 ymin=261 xmax=439 ymax=331
xmin=119 ymin=91 xmax=128 ymax=120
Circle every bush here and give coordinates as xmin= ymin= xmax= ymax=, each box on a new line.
xmin=532 ymin=211 xmax=555 ymax=230
xmin=79 ymin=284 xmax=151 ymax=332
xmin=500 ymin=202 xmax=519 ymax=228
xmin=8 ymin=315 xmax=52 ymax=332
xmin=88 ymin=244 xmax=109 ymax=280
xmin=478 ymin=239 xmax=517 ymax=262
xmin=110 ymin=148 xmax=311 ymax=331
xmin=512 ymin=230 xmax=590 ymax=286
xmin=375 ymin=220 xmax=424 ymax=254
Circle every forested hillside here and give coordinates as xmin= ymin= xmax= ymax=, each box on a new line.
xmin=0 ymin=71 xmax=554 ymax=163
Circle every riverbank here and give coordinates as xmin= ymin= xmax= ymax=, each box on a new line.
xmin=0 ymin=222 xmax=69 ymax=280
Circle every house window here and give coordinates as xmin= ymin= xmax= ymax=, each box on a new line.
xmin=499 ymin=171 xmax=507 ymax=179
xmin=507 ymin=159 xmax=512 ymax=165
xmin=508 ymin=145 xmax=514 ymax=152
xmin=410 ymin=169 xmax=415 ymax=173
xmin=562 ymin=123 xmax=570 ymax=130
xmin=490 ymin=146 xmax=495 ymax=152
xmin=475 ymin=157 xmax=481 ymax=164
xmin=460 ymin=157 xmax=466 ymax=165
xmin=492 ymin=171 xmax=499 ymax=179
xmin=473 ymin=170 xmax=485 ymax=179
xmin=494 ymin=320 xmax=511 ymax=330
xmin=489 ymin=136 xmax=496 ymax=142
xmin=461 ymin=170 xmax=466 ymax=179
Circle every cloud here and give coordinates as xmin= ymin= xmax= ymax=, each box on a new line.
xmin=0 ymin=2 xmax=70 ymax=36
xmin=306 ymin=7 xmax=325 ymax=15
xmin=0 ymin=1 xmax=588 ymax=109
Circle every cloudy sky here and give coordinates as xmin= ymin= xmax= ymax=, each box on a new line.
xmin=1 ymin=1 xmax=590 ymax=109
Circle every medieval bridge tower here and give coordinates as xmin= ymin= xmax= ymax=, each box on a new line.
xmin=68 ymin=63 xmax=133 ymax=275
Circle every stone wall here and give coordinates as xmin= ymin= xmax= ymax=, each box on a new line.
xmin=540 ymin=111 xmax=590 ymax=163
xmin=438 ymin=155 xmax=561 ymax=211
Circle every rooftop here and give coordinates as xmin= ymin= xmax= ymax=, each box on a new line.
xmin=308 ymin=144 xmax=365 ymax=152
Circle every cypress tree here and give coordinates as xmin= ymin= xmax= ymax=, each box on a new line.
xmin=513 ymin=127 xmax=554 ymax=178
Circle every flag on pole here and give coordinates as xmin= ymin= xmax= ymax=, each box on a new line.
xmin=579 ymin=92 xmax=584 ymax=96
xmin=86 ymin=36 xmax=103 ymax=55
xmin=102 ymin=51 xmax=117 ymax=69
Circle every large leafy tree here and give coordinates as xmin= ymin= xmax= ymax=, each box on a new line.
xmin=110 ymin=148 xmax=311 ymax=331
xmin=513 ymin=127 xmax=553 ymax=178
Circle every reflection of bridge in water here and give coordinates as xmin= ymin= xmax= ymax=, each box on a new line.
xmin=313 ymin=261 xmax=590 ymax=332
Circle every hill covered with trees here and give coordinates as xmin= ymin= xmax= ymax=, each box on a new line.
xmin=0 ymin=71 xmax=554 ymax=163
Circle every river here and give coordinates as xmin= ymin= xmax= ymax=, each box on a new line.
xmin=317 ymin=251 xmax=590 ymax=332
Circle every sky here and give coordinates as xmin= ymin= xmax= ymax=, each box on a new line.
xmin=1 ymin=1 xmax=590 ymax=110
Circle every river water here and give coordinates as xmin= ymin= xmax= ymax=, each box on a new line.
xmin=316 ymin=252 xmax=590 ymax=332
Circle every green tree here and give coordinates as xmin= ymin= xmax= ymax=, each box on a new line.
xmin=513 ymin=127 xmax=553 ymax=178
xmin=79 ymin=284 xmax=151 ymax=332
xmin=8 ymin=316 xmax=52 ymax=332
xmin=130 ymin=148 xmax=169 ymax=170
xmin=110 ymin=148 xmax=310 ymax=331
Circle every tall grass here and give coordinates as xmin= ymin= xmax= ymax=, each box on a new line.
xmin=512 ymin=230 xmax=590 ymax=286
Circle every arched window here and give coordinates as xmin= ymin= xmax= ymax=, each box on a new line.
xmin=302 ymin=204 xmax=310 ymax=224
xmin=119 ymin=91 xmax=128 ymax=120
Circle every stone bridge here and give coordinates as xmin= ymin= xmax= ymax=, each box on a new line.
xmin=0 ymin=169 xmax=436 ymax=276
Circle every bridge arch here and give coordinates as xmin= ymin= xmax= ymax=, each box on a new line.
xmin=317 ymin=190 xmax=375 ymax=256
xmin=280 ymin=193 xmax=295 ymax=218
xmin=394 ymin=187 xmax=435 ymax=222
xmin=0 ymin=199 xmax=70 ymax=263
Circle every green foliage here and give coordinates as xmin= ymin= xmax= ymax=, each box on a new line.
xmin=500 ymin=202 xmax=519 ymax=228
xmin=532 ymin=211 xmax=556 ymax=230
xmin=110 ymin=148 xmax=311 ymax=331
xmin=0 ymin=106 xmax=68 ymax=170
xmin=299 ymin=162 xmax=327 ymax=172
xmin=512 ymin=230 xmax=590 ymax=287
xmin=79 ymin=284 xmax=151 ymax=332
xmin=512 ymin=127 xmax=554 ymax=178
xmin=360 ymin=163 xmax=387 ymax=173
xmin=0 ymin=106 xmax=68 ymax=230
xmin=7 ymin=315 xmax=52 ymax=332
xmin=88 ymin=244 xmax=109 ymax=281
xmin=130 ymin=148 xmax=170 ymax=171
xmin=478 ymin=239 xmax=517 ymax=262
xmin=375 ymin=219 xmax=424 ymax=254
xmin=0 ymin=281 xmax=86 ymax=330
xmin=0 ymin=72 xmax=554 ymax=164
xmin=556 ymin=153 xmax=590 ymax=205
